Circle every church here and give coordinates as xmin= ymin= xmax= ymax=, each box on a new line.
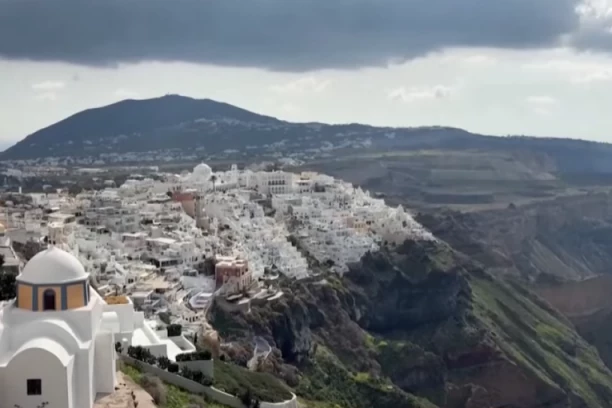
xmin=0 ymin=246 xmax=138 ymax=408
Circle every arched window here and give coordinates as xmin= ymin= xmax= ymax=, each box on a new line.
xmin=43 ymin=289 xmax=56 ymax=311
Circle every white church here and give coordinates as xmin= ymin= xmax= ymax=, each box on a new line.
xmin=0 ymin=246 xmax=145 ymax=408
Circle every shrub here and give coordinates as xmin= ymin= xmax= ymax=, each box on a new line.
xmin=168 ymin=363 xmax=179 ymax=373
xmin=178 ymin=365 xmax=214 ymax=386
xmin=240 ymin=389 xmax=262 ymax=408
xmin=176 ymin=350 xmax=212 ymax=362
xmin=167 ymin=324 xmax=183 ymax=337
xmin=191 ymin=370 xmax=204 ymax=383
xmin=138 ymin=374 xmax=167 ymax=405
xmin=127 ymin=346 xmax=157 ymax=365
xmin=240 ymin=389 xmax=254 ymax=406
xmin=157 ymin=356 xmax=171 ymax=370
xmin=180 ymin=366 xmax=195 ymax=379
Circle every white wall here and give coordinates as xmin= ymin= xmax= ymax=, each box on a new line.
xmin=103 ymin=302 xmax=136 ymax=333
xmin=3 ymin=348 xmax=71 ymax=408
xmin=94 ymin=332 xmax=116 ymax=394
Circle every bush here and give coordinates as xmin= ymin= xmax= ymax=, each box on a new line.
xmin=157 ymin=356 xmax=171 ymax=370
xmin=127 ymin=346 xmax=157 ymax=365
xmin=167 ymin=324 xmax=183 ymax=337
xmin=168 ymin=363 xmax=179 ymax=373
xmin=176 ymin=350 xmax=212 ymax=362
xmin=240 ymin=389 xmax=262 ymax=408
xmin=180 ymin=365 xmax=195 ymax=378
xmin=178 ymin=364 xmax=213 ymax=386
xmin=138 ymin=374 xmax=167 ymax=405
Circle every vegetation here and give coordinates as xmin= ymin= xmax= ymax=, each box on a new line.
xmin=167 ymin=324 xmax=183 ymax=337
xmin=296 ymin=347 xmax=436 ymax=408
xmin=140 ymin=373 xmax=167 ymax=405
xmin=176 ymin=350 xmax=213 ymax=362
xmin=213 ymin=360 xmax=293 ymax=403
xmin=471 ymin=276 xmax=612 ymax=407
xmin=0 ymin=255 xmax=17 ymax=301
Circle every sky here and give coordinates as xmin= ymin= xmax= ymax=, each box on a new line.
xmin=3 ymin=0 xmax=612 ymax=149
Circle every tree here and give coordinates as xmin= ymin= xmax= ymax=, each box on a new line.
xmin=211 ymin=174 xmax=217 ymax=192
xmin=157 ymin=356 xmax=171 ymax=370
xmin=167 ymin=324 xmax=182 ymax=337
xmin=0 ymin=254 xmax=17 ymax=301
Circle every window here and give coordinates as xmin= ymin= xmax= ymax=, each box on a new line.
xmin=43 ymin=289 xmax=56 ymax=311
xmin=27 ymin=379 xmax=42 ymax=395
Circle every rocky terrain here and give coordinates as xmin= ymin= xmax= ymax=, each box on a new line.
xmin=210 ymin=239 xmax=612 ymax=408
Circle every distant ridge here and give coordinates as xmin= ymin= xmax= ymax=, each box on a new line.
xmin=4 ymin=94 xmax=612 ymax=176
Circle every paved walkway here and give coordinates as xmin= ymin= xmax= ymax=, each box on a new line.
xmin=94 ymin=372 xmax=157 ymax=408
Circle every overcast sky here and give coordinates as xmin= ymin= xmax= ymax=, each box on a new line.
xmin=3 ymin=0 xmax=612 ymax=149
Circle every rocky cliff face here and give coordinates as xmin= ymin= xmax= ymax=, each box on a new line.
xmin=210 ymin=239 xmax=612 ymax=408
xmin=417 ymin=192 xmax=612 ymax=283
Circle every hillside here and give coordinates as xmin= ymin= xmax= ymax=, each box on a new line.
xmin=1 ymin=95 xmax=281 ymax=159
xmin=6 ymin=95 xmax=612 ymax=178
xmin=210 ymin=239 xmax=612 ymax=408
xmin=416 ymin=192 xmax=612 ymax=283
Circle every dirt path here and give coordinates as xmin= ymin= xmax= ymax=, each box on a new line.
xmin=94 ymin=372 xmax=157 ymax=408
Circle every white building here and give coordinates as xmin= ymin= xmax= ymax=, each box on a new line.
xmin=0 ymin=246 xmax=194 ymax=408
xmin=0 ymin=247 xmax=121 ymax=408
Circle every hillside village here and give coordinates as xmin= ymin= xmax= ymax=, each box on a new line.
xmin=0 ymin=162 xmax=433 ymax=408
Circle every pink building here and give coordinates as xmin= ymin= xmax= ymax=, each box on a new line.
xmin=215 ymin=256 xmax=252 ymax=293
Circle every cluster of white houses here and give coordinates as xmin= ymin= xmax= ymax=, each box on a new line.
xmin=0 ymin=162 xmax=434 ymax=406
xmin=3 ymin=162 xmax=433 ymax=305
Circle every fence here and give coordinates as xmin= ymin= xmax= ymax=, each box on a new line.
xmin=120 ymin=355 xmax=297 ymax=408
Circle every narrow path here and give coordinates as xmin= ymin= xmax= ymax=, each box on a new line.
xmin=94 ymin=372 xmax=157 ymax=408
xmin=247 ymin=336 xmax=272 ymax=371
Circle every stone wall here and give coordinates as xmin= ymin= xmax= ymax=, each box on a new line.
xmin=120 ymin=355 xmax=297 ymax=408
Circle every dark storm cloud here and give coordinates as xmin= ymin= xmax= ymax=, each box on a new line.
xmin=0 ymin=0 xmax=581 ymax=71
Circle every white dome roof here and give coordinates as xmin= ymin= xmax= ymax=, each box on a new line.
xmin=18 ymin=246 xmax=89 ymax=285
xmin=192 ymin=163 xmax=213 ymax=181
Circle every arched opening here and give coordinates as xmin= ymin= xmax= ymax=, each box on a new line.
xmin=43 ymin=289 xmax=56 ymax=311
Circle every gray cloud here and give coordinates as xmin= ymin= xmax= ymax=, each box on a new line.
xmin=0 ymin=0 xmax=581 ymax=71
xmin=568 ymin=2 xmax=612 ymax=53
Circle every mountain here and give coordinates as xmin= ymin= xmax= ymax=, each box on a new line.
xmin=6 ymin=95 xmax=612 ymax=177
xmin=1 ymin=95 xmax=281 ymax=159
xmin=210 ymin=239 xmax=612 ymax=408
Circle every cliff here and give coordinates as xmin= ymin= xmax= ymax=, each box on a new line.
xmin=210 ymin=239 xmax=612 ymax=408
xmin=417 ymin=192 xmax=612 ymax=283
